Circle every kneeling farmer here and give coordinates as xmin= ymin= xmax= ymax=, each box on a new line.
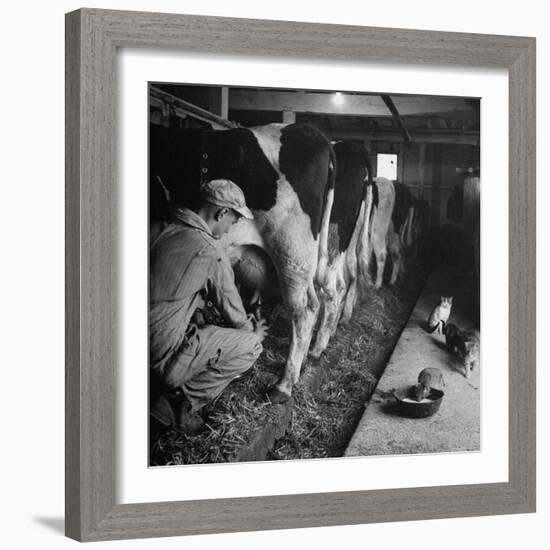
xmin=150 ymin=179 xmax=268 ymax=434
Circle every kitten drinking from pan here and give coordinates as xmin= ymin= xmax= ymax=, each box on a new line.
xmin=412 ymin=367 xmax=445 ymax=402
xmin=427 ymin=296 xmax=453 ymax=335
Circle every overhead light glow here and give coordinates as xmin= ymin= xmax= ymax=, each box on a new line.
xmin=333 ymin=92 xmax=344 ymax=106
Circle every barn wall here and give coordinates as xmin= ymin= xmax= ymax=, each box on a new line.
xmin=369 ymin=140 xmax=479 ymax=227
xmin=148 ymin=82 xmax=481 ymax=232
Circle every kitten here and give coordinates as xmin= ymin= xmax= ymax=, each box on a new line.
xmin=458 ymin=329 xmax=480 ymax=378
xmin=444 ymin=323 xmax=480 ymax=377
xmin=412 ymin=367 xmax=445 ymax=401
xmin=427 ymin=296 xmax=453 ymax=334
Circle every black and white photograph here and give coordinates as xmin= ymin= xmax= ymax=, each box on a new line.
xmin=148 ymin=83 xmax=481 ymax=466
xmin=4 ymin=0 xmax=543 ymax=546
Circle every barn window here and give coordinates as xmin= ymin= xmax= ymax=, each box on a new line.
xmin=377 ymin=153 xmax=398 ymax=180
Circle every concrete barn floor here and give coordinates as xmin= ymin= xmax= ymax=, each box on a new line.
xmin=345 ymin=264 xmax=480 ymax=457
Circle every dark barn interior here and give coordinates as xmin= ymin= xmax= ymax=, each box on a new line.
xmin=149 ymin=83 xmax=481 ymax=465
xmin=150 ymin=83 xmax=480 ymax=265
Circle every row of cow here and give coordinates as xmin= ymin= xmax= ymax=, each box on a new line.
xmin=150 ymin=122 xmax=430 ymax=404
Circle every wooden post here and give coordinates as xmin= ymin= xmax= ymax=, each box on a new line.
xmin=282 ymin=111 xmax=296 ymax=124
xmin=161 ymin=103 xmax=170 ymax=127
xmin=432 ymin=144 xmax=441 ymax=226
xmin=220 ymin=86 xmax=229 ymax=120
xmin=399 ymin=141 xmax=406 ymax=183
xmin=418 ymin=143 xmax=426 ymax=200
xmin=364 ymin=139 xmax=373 ymax=179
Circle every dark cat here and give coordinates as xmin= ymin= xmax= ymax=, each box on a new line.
xmin=444 ymin=323 xmax=480 ymax=377
xmin=443 ymin=322 xmax=462 ymax=353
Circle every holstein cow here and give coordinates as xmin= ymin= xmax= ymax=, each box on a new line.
xmin=385 ymin=220 xmax=403 ymax=286
xmin=309 ymin=141 xmax=373 ymax=358
xmin=150 ymin=123 xmax=336 ymax=403
xmin=385 ymin=181 xmax=417 ymax=282
xmin=390 ymin=185 xmax=431 ymax=275
xmin=463 ymin=175 xmax=480 ymax=254
xmin=392 ymin=181 xmax=415 ymax=254
xmin=463 ymin=175 xmax=480 ymax=308
xmin=407 ymin=197 xmax=431 ymax=263
xmin=359 ymin=177 xmax=396 ymax=288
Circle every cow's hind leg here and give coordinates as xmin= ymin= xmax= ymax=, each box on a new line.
xmin=310 ymin=254 xmax=346 ymax=358
xmin=340 ymin=225 xmax=361 ymax=324
xmin=357 ymin=187 xmax=374 ymax=284
xmin=372 ymin=235 xmax=387 ymax=289
xmin=340 ymin=274 xmax=357 ymax=324
xmin=387 ymin=230 xmax=402 ymax=286
xmin=269 ymin=277 xmax=319 ymax=404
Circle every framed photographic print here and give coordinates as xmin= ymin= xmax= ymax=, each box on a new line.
xmin=65 ymin=8 xmax=535 ymax=542
xmin=146 ymin=81 xmax=483 ymax=467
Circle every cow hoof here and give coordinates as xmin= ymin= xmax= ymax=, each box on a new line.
xmin=267 ymin=386 xmax=290 ymax=404
xmin=308 ymin=348 xmax=323 ymax=359
xmin=339 ymin=313 xmax=352 ymax=325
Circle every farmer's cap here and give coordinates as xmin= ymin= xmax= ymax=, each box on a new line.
xmin=200 ymin=179 xmax=254 ymax=220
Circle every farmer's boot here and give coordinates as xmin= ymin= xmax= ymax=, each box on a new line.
xmin=150 ymin=393 xmax=177 ymax=427
xmin=176 ymin=396 xmax=205 ymax=436
xmin=152 ymin=388 xmax=205 ymax=436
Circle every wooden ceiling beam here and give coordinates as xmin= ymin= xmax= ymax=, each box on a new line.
xmin=325 ymin=129 xmax=479 ymax=146
xmin=229 ymin=89 xmax=476 ymax=117
xmin=381 ymin=94 xmax=411 ymax=146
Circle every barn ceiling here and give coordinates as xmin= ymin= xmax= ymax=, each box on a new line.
xmin=151 ymin=84 xmax=480 ymax=145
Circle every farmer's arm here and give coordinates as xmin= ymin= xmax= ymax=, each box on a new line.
xmin=208 ymin=254 xmax=253 ymax=331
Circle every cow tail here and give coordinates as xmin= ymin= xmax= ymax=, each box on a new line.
xmin=155 ymin=175 xmax=171 ymax=205
xmin=326 ymin=143 xmax=337 ymax=204
xmin=401 ymin=202 xmax=415 ymax=248
xmin=363 ymin=146 xmax=374 ymax=192
xmin=397 ymin=188 xmax=409 ymax=245
xmin=369 ymin=177 xmax=383 ymax=236
xmin=362 ymin=146 xmax=376 ymax=218
xmin=342 ymin=147 xmax=375 ymax=259
xmin=315 ymin=143 xmax=337 ymax=287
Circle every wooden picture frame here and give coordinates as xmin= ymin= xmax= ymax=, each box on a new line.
xmin=65 ymin=8 xmax=536 ymax=542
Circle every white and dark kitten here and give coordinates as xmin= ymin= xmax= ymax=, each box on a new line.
xmin=427 ymin=296 xmax=453 ymax=335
